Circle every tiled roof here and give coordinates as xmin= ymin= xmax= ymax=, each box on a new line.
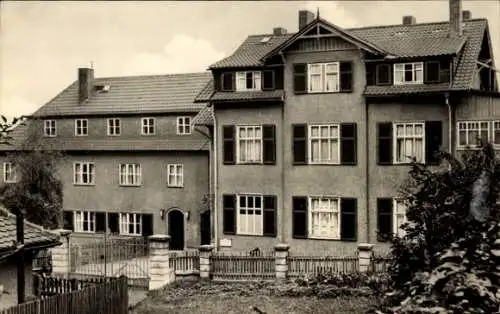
xmin=0 ymin=207 xmax=60 ymax=257
xmin=211 ymin=90 xmax=285 ymax=102
xmin=374 ymin=36 xmax=466 ymax=58
xmin=364 ymin=82 xmax=451 ymax=96
xmin=194 ymin=79 xmax=215 ymax=103
xmin=33 ymin=72 xmax=212 ymax=117
xmin=192 ymin=105 xmax=214 ymax=126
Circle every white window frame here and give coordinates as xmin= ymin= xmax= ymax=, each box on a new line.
xmin=3 ymin=162 xmax=17 ymax=183
xmin=141 ymin=117 xmax=155 ymax=135
xmin=167 ymin=164 xmax=184 ymax=187
xmin=457 ymin=120 xmax=491 ymax=149
xmin=393 ymin=122 xmax=425 ymax=164
xmin=119 ymin=164 xmax=142 ymax=186
xmin=308 ymin=196 xmax=341 ymax=240
xmin=43 ymin=120 xmax=57 ymax=137
xmin=308 ymin=124 xmax=341 ymax=164
xmin=73 ymin=162 xmax=95 ymax=185
xmin=119 ymin=213 xmax=142 ymax=236
xmin=107 ymin=118 xmax=121 ymax=136
xmin=307 ymin=62 xmax=340 ymax=93
xmin=176 ymin=117 xmax=192 ymax=135
xmin=236 ymin=194 xmax=263 ymax=236
xmin=494 ymin=121 xmax=500 ymax=148
xmin=236 ymin=71 xmax=261 ymax=91
xmin=74 ymin=211 xmax=96 ymax=233
xmin=393 ymin=199 xmax=407 ymax=237
xmin=393 ymin=62 xmax=424 ymax=85
xmin=236 ymin=125 xmax=263 ymax=164
xmin=74 ymin=119 xmax=88 ymax=136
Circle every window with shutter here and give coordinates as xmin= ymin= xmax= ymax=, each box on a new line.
xmin=223 ymin=126 xmax=236 ymax=164
xmin=376 ymin=64 xmax=391 ymax=85
xmin=377 ymin=198 xmax=393 ymax=242
xmin=439 ymin=60 xmax=451 ymax=83
xmin=223 ymin=194 xmax=236 ymax=234
xmin=292 ymin=196 xmax=308 ymax=238
xmin=377 ymin=123 xmax=393 ymax=165
xmin=366 ymin=63 xmax=376 ymax=86
xmin=262 ymin=70 xmax=275 ymax=90
xmin=293 ymin=64 xmax=307 ymax=93
xmin=108 ymin=213 xmax=119 ymax=234
xmin=292 ymin=124 xmax=307 ymax=164
xmin=339 ymin=62 xmax=353 ymax=92
xmin=221 ymin=73 xmax=235 ymax=91
xmin=340 ymin=198 xmax=357 ymax=241
xmin=263 ymin=125 xmax=276 ymax=165
xmin=63 ymin=211 xmax=74 ymax=231
xmin=142 ymin=214 xmax=154 ymax=236
xmin=424 ymin=61 xmax=440 ymax=83
xmin=263 ymin=195 xmax=277 ymax=237
xmin=340 ymin=123 xmax=357 ymax=165
xmin=95 ymin=212 xmax=107 ymax=233
xmin=425 ymin=121 xmax=442 ymax=165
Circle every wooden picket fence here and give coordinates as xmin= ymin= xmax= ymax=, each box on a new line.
xmin=288 ymin=255 xmax=359 ymax=278
xmin=211 ymin=251 xmax=275 ymax=281
xmin=0 ymin=276 xmax=128 ymax=314
xmin=168 ymin=250 xmax=200 ymax=275
xmin=370 ymin=253 xmax=393 ymax=273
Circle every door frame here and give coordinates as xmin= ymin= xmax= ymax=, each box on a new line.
xmin=166 ymin=207 xmax=187 ymax=250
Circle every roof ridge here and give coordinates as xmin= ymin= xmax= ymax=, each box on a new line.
xmin=96 ymin=71 xmax=211 ymax=80
xmin=347 ymin=18 xmax=487 ymax=31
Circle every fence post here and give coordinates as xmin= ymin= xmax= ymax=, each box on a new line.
xmin=358 ymin=243 xmax=374 ymax=272
xmin=51 ymin=229 xmax=72 ymax=276
xmin=199 ymin=245 xmax=213 ymax=280
xmin=148 ymin=234 xmax=174 ymax=291
xmin=274 ymin=243 xmax=290 ymax=281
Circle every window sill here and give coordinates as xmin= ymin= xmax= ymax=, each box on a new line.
xmin=176 ymin=133 xmax=192 ymax=136
xmin=236 ymin=162 xmax=264 ymax=165
xmin=73 ymin=183 xmax=96 ymax=186
xmin=299 ymin=91 xmax=348 ymax=95
xmin=167 ymin=185 xmax=184 ymax=189
xmin=119 ymin=184 xmax=142 ymax=187
xmin=140 ymin=134 xmax=156 ymax=136
xmin=43 ymin=135 xmax=57 ymax=138
xmin=232 ymin=233 xmax=268 ymax=238
xmin=107 ymin=134 xmax=121 ymax=137
xmin=75 ymin=134 xmax=88 ymax=137
xmin=4 ymin=181 xmax=17 ymax=184
xmin=293 ymin=236 xmax=356 ymax=242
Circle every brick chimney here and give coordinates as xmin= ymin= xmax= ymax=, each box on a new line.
xmin=402 ymin=16 xmax=416 ymax=25
xmin=273 ymin=27 xmax=288 ymax=36
xmin=462 ymin=10 xmax=471 ymax=20
xmin=78 ymin=68 xmax=94 ymax=104
xmin=299 ymin=10 xmax=315 ymax=30
xmin=449 ymin=0 xmax=463 ymax=38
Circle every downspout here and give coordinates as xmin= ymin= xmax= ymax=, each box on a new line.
xmin=211 ymin=103 xmax=219 ymax=251
xmin=365 ymin=96 xmax=370 ymax=244
xmin=445 ymin=93 xmax=453 ymax=155
xmin=279 ymin=51 xmax=286 ymax=244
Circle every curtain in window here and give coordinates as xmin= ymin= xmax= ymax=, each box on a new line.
xmin=310 ymin=198 xmax=338 ymax=238
xmin=309 ymin=64 xmax=322 ymax=91
xmin=394 ymin=200 xmax=407 ymax=237
xmin=325 ymin=63 xmax=339 ymax=92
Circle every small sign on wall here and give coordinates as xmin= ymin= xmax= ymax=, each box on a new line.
xmin=220 ymin=238 xmax=232 ymax=248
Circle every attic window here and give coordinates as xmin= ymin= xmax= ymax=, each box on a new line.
xmin=261 ymin=37 xmax=272 ymax=43
xmin=95 ymin=85 xmax=111 ymax=93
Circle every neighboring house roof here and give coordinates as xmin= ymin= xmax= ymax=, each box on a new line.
xmin=0 ymin=207 xmax=61 ymax=259
xmin=192 ymin=105 xmax=214 ymax=126
xmin=194 ymin=79 xmax=215 ymax=103
xmin=33 ymin=72 xmax=212 ymax=117
xmin=208 ymin=18 xmax=489 ymax=92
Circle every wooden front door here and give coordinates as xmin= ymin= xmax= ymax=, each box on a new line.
xmin=168 ymin=210 xmax=185 ymax=250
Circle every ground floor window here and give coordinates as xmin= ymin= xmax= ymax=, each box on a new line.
xmin=393 ymin=199 xmax=407 ymax=237
xmin=237 ymin=194 xmax=263 ymax=235
xmin=309 ymin=197 xmax=340 ymax=239
xmin=74 ymin=211 xmax=96 ymax=233
xmin=119 ymin=213 xmax=142 ymax=235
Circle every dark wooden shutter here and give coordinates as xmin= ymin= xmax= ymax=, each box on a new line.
xmin=95 ymin=212 xmax=106 ymax=233
xmin=292 ymin=124 xmax=307 ymax=165
xmin=263 ymin=125 xmax=276 ymax=165
xmin=376 ymin=64 xmax=392 ymax=85
xmin=424 ymin=61 xmax=440 ymax=83
xmin=340 ymin=198 xmax=357 ymax=241
xmin=262 ymin=70 xmax=275 ymax=91
xmin=263 ymin=195 xmax=277 ymax=237
xmin=108 ymin=213 xmax=119 ymax=234
xmin=293 ymin=64 xmax=307 ymax=94
xmin=63 ymin=211 xmax=74 ymax=231
xmin=341 ymin=123 xmax=357 ymax=165
xmin=377 ymin=198 xmax=393 ymax=242
xmin=439 ymin=60 xmax=451 ymax=83
xmin=366 ymin=63 xmax=376 ymax=86
xmin=292 ymin=196 xmax=308 ymax=238
xmin=339 ymin=62 xmax=353 ymax=92
xmin=275 ymin=67 xmax=284 ymax=90
xmin=223 ymin=194 xmax=236 ymax=235
xmin=142 ymin=214 xmax=154 ymax=236
xmin=425 ymin=121 xmax=443 ymax=165
xmin=377 ymin=122 xmax=393 ymax=165
xmin=221 ymin=72 xmax=235 ymax=91
xmin=223 ymin=126 xmax=236 ymax=164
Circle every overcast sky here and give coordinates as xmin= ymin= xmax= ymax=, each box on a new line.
xmin=1 ymin=1 xmax=499 ymax=119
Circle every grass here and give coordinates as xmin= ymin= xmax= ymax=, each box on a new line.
xmin=131 ymin=280 xmax=377 ymax=314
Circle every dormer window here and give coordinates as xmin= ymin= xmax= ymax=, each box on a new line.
xmin=236 ymin=71 xmax=261 ymax=91
xmin=394 ymin=62 xmax=423 ymax=85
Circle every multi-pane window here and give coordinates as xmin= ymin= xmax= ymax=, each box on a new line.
xmin=308 ymin=62 xmax=339 ymax=93
xmin=394 ymin=62 xmax=423 ymax=85
xmin=74 ymin=211 xmax=96 ymax=233
xmin=393 ymin=199 xmax=407 ymax=237
xmin=236 ymin=71 xmax=261 ymax=91
xmin=141 ymin=118 xmax=155 ymax=135
xmin=237 ymin=195 xmax=263 ymax=235
xmin=309 ymin=197 xmax=340 ymax=239
xmin=73 ymin=162 xmax=95 ymax=185
xmin=177 ymin=117 xmax=191 ymax=135
xmin=119 ymin=164 xmax=142 ymax=186
xmin=308 ymin=124 xmax=340 ymax=164
xmin=75 ymin=119 xmax=88 ymax=136
xmin=119 ymin=213 xmax=142 ymax=235
xmin=457 ymin=121 xmax=490 ymax=148
xmin=494 ymin=121 xmax=500 ymax=146
xmin=394 ymin=122 xmax=425 ymax=163
xmin=44 ymin=120 xmax=56 ymax=137
xmin=167 ymin=164 xmax=183 ymax=187
xmin=237 ymin=126 xmax=262 ymax=163
xmin=107 ymin=118 xmax=121 ymax=136
xmin=3 ymin=162 xmax=17 ymax=183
